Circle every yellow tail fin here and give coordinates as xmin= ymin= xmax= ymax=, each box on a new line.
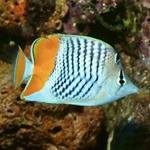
xmin=13 ymin=46 xmax=33 ymax=88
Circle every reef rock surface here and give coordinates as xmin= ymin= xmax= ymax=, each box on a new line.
xmin=0 ymin=61 xmax=104 ymax=150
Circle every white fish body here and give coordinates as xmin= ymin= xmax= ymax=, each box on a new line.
xmin=14 ymin=34 xmax=139 ymax=106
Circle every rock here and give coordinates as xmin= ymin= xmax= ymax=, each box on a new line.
xmin=0 ymin=61 xmax=104 ymax=150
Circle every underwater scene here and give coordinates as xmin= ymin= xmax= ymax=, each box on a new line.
xmin=0 ymin=0 xmax=149 ymax=150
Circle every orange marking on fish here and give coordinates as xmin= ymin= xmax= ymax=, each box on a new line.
xmin=22 ymin=35 xmax=60 ymax=97
xmin=15 ymin=47 xmax=25 ymax=88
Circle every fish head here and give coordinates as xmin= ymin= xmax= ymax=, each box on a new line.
xmin=102 ymin=53 xmax=139 ymax=102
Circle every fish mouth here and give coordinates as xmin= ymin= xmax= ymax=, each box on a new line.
xmin=127 ymin=82 xmax=139 ymax=94
xmin=116 ymin=84 xmax=139 ymax=98
xmin=131 ymin=85 xmax=139 ymax=93
xmin=104 ymin=83 xmax=139 ymax=101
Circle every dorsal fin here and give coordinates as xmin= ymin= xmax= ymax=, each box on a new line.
xmin=20 ymin=35 xmax=60 ymax=99
xmin=30 ymin=35 xmax=60 ymax=66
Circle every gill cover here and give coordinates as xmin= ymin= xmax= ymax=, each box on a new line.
xmin=103 ymin=64 xmax=138 ymax=103
xmin=14 ymin=46 xmax=33 ymax=88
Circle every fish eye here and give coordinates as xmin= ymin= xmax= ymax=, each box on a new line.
xmin=115 ymin=53 xmax=120 ymax=64
xmin=116 ymin=69 xmax=126 ymax=86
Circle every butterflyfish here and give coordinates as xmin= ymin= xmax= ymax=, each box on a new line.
xmin=13 ymin=34 xmax=139 ymax=106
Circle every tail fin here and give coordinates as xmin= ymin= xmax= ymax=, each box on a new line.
xmin=13 ymin=46 xmax=33 ymax=88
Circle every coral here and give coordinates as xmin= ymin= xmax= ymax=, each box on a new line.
xmin=0 ymin=0 xmax=149 ymax=149
xmin=24 ymin=0 xmax=56 ymax=37
xmin=44 ymin=0 xmax=68 ymax=34
xmin=0 ymin=0 xmax=145 ymax=40
xmin=0 ymin=0 xmax=68 ymax=38
xmin=0 ymin=61 xmax=104 ymax=149
xmin=142 ymin=0 xmax=150 ymax=9
xmin=63 ymin=0 xmax=122 ymax=34
xmin=0 ymin=0 xmax=26 ymax=31
xmin=102 ymin=2 xmax=150 ymax=148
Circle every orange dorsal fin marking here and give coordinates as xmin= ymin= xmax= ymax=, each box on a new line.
xmin=21 ymin=74 xmax=43 ymax=98
xmin=33 ymin=35 xmax=60 ymax=79
xmin=33 ymin=35 xmax=60 ymax=66
xmin=14 ymin=46 xmax=25 ymax=88
xmin=21 ymin=35 xmax=60 ymax=98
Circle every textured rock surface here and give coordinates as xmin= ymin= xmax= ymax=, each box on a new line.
xmin=0 ymin=0 xmax=68 ymax=38
xmin=102 ymin=3 xmax=150 ymax=149
xmin=0 ymin=0 xmax=123 ymax=39
xmin=0 ymin=0 xmax=149 ymax=150
xmin=0 ymin=61 xmax=104 ymax=149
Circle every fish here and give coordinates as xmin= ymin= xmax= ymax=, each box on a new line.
xmin=13 ymin=34 xmax=139 ymax=106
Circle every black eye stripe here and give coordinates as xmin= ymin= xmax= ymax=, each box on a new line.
xmin=119 ymin=70 xmax=125 ymax=86
xmin=119 ymin=70 xmax=124 ymax=79
xmin=116 ymin=69 xmax=126 ymax=87
xmin=115 ymin=53 xmax=120 ymax=64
